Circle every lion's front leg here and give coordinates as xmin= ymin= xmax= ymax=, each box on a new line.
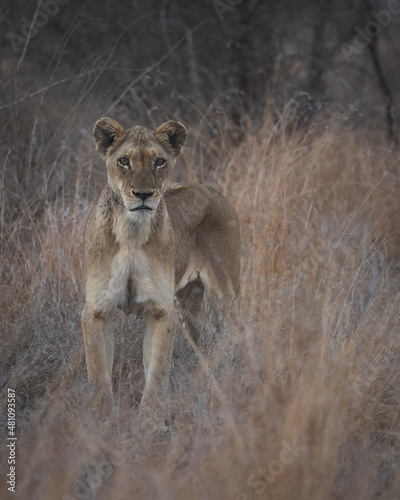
xmin=81 ymin=305 xmax=114 ymax=408
xmin=141 ymin=303 xmax=178 ymax=407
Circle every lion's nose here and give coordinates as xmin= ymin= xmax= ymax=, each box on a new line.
xmin=132 ymin=190 xmax=155 ymax=201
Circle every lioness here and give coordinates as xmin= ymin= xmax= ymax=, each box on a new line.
xmin=81 ymin=118 xmax=240 ymax=408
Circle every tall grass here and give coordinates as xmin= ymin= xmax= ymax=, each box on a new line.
xmin=1 ymin=101 xmax=400 ymax=500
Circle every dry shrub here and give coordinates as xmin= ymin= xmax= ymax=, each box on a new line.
xmin=1 ymin=113 xmax=400 ymax=500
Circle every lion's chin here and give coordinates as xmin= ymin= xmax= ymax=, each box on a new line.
xmin=125 ymin=207 xmax=155 ymax=221
xmin=129 ymin=206 xmax=153 ymax=212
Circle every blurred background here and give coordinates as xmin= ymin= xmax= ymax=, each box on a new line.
xmin=3 ymin=0 xmax=400 ymax=126
xmin=2 ymin=0 xmax=400 ymax=222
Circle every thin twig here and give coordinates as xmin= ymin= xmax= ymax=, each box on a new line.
xmin=17 ymin=0 xmax=43 ymax=72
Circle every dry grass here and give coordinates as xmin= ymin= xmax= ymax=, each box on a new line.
xmin=1 ymin=108 xmax=400 ymax=500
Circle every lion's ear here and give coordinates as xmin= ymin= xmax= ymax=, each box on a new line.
xmin=156 ymin=121 xmax=187 ymax=157
xmin=93 ymin=117 xmax=125 ymax=158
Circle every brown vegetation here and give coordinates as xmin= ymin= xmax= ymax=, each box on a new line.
xmin=1 ymin=110 xmax=400 ymax=499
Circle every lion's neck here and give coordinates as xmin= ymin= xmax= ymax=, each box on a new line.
xmin=111 ymin=196 xmax=167 ymax=248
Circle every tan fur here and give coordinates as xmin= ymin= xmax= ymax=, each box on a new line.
xmin=81 ymin=118 xmax=240 ymax=408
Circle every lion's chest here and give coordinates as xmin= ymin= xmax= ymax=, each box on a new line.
xmin=107 ymin=246 xmax=172 ymax=313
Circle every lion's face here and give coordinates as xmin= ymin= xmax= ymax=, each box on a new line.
xmin=93 ymin=118 xmax=187 ymax=218
xmin=105 ymin=130 xmax=175 ymax=217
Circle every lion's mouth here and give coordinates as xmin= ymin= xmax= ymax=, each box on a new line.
xmin=129 ymin=205 xmax=153 ymax=212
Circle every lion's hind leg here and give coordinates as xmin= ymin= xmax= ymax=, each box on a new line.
xmin=176 ymin=279 xmax=205 ymax=345
xmin=198 ymin=263 xmax=240 ymax=333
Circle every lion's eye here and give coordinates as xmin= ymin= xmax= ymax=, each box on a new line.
xmin=118 ymin=157 xmax=130 ymax=167
xmin=155 ymin=158 xmax=166 ymax=168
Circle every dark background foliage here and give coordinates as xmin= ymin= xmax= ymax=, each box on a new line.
xmin=2 ymin=0 xmax=400 ymax=127
xmin=2 ymin=0 xmax=400 ymax=230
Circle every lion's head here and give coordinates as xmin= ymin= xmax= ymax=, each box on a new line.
xmin=93 ymin=118 xmax=187 ymax=217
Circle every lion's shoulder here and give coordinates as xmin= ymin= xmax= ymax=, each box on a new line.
xmin=164 ymin=183 xmax=237 ymax=236
xmin=164 ymin=184 xmax=213 ymax=229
